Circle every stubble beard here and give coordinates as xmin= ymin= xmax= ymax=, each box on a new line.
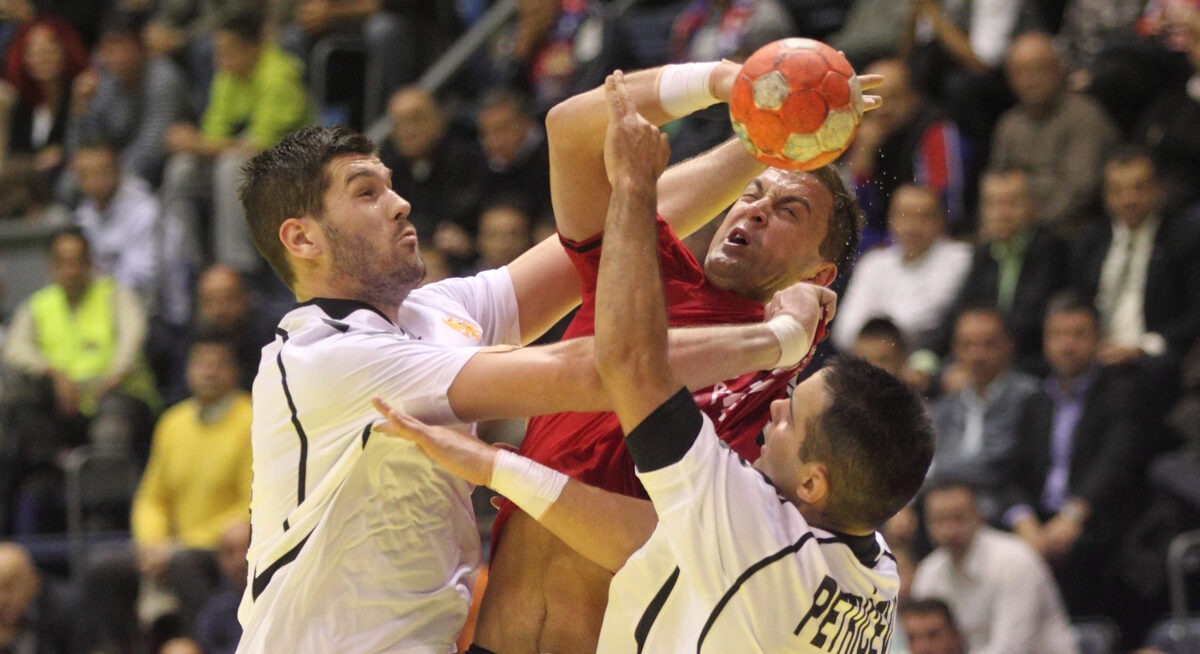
xmin=325 ymin=222 xmax=426 ymax=310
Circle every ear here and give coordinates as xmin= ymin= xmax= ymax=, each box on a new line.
xmin=807 ymin=262 xmax=837 ymax=288
xmin=279 ymin=216 xmax=322 ymax=262
xmin=793 ymin=462 xmax=830 ymax=510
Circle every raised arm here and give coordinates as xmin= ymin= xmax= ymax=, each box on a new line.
xmin=546 ymin=61 xmax=758 ymax=243
xmin=591 ymin=70 xmax=678 ymax=431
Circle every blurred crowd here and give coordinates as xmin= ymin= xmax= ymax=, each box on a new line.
xmin=0 ymin=0 xmax=1198 ymax=652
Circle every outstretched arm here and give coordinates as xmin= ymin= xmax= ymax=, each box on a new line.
xmin=372 ymin=399 xmax=657 ymax=572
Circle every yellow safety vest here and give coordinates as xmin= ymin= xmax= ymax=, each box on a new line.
xmin=29 ymin=277 xmax=159 ymax=414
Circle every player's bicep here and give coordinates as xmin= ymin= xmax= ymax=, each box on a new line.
xmin=505 ymin=237 xmax=583 ymax=344
xmin=446 ymin=339 xmax=605 ymax=423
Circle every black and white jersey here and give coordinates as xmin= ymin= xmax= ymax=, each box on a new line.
xmin=236 ymin=269 xmax=520 ymax=654
xmin=597 ymin=389 xmax=900 ymax=653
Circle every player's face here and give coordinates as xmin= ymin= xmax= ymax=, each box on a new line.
xmin=903 ymin=612 xmax=965 ymax=654
xmin=705 ymin=169 xmax=835 ymax=303
xmin=755 ymin=370 xmax=830 ymax=501
xmin=1044 ymin=310 xmax=1100 ymax=380
xmin=923 ymin=487 xmax=980 ymax=558
xmin=316 ymin=155 xmax=423 ymax=304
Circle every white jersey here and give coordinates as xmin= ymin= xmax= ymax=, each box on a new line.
xmin=597 ymin=390 xmax=900 ymax=654
xmin=236 ymin=269 xmax=520 ymax=654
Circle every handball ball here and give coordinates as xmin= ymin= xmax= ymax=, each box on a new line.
xmin=729 ymin=38 xmax=865 ymax=171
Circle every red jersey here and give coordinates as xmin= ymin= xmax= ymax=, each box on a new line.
xmin=492 ymin=217 xmax=822 ymax=554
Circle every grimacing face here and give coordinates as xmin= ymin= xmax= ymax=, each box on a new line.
xmin=704 ymin=168 xmax=835 ymax=303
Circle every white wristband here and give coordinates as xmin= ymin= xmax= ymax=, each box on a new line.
xmin=766 ymin=315 xmax=810 ymax=370
xmin=489 ymin=449 xmax=569 ymax=521
xmin=657 ymin=62 xmax=721 ymax=119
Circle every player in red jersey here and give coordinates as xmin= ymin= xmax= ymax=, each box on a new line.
xmin=471 ymin=61 xmax=881 ymax=654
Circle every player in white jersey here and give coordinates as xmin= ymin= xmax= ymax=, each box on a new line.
xmin=232 ymin=126 xmax=833 ymax=652
xmin=373 ymin=73 xmax=935 ymax=653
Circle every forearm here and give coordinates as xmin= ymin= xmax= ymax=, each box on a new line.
xmin=594 ymin=180 xmax=676 ymax=423
xmin=547 ymin=62 xmax=741 ymax=242
xmin=538 ymin=482 xmax=657 ymax=572
xmin=656 ymin=139 xmax=764 ymax=239
xmin=2 ymin=305 xmax=50 ymax=375
xmin=106 ymin=287 xmax=148 ymax=379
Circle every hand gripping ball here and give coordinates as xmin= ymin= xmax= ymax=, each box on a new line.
xmin=729 ymin=38 xmax=865 ymax=171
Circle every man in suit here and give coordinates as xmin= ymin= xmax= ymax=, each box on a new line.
xmin=938 ymin=167 xmax=1069 ymax=369
xmin=1006 ymin=292 xmax=1155 ymax=624
xmin=1070 ymin=145 xmax=1200 ymax=410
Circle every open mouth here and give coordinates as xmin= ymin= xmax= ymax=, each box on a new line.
xmin=725 ymin=227 xmax=750 ymax=247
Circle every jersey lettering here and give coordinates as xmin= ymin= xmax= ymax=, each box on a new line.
xmin=794 ymin=575 xmax=894 ymax=654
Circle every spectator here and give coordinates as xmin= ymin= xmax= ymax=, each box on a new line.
xmin=1136 ymin=4 xmax=1200 ymax=212
xmin=131 ymin=333 xmax=252 ymax=631
xmin=0 ymin=542 xmax=80 ymax=654
xmin=1 ymin=18 xmax=88 ymax=175
xmin=160 ymin=7 xmax=309 ymax=274
xmin=928 ymin=307 xmax=1050 ymax=520
xmin=192 ymin=264 xmax=276 ymax=388
xmin=913 ymin=479 xmax=1078 ymax=654
xmin=499 ymin=0 xmax=609 ymax=111
xmin=279 ymin=1 xmax=447 ymax=120
xmin=938 ymin=167 xmax=1069 ymax=368
xmin=668 ymin=0 xmax=796 ymax=63
xmin=829 ymin=0 xmax=912 ymax=67
xmin=473 ymin=199 xmax=533 ymax=272
xmin=1071 ymin=146 xmax=1200 ymax=386
xmin=72 ymin=139 xmax=192 ymax=327
xmin=476 ymin=86 xmax=551 ymax=221
xmin=1 ymin=229 xmax=157 ymax=531
xmin=192 ymin=520 xmax=250 ymax=654
xmin=66 ymin=12 xmax=190 ymax=187
xmin=989 ymin=32 xmax=1120 ymax=237
xmin=853 ymin=317 xmax=933 ymax=395
xmin=1005 ymin=292 xmax=1151 ymax=626
xmin=846 ymin=58 xmax=971 ymax=242
xmin=833 ymin=184 xmax=972 ymax=352
xmin=901 ymin=598 xmax=969 ymax=654
xmin=377 ymin=86 xmax=483 ymax=251
xmin=900 ymin=0 xmax=1037 ymax=151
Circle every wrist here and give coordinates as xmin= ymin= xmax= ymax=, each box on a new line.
xmin=489 ymin=450 xmax=569 ymax=520
xmin=657 ymin=62 xmax=721 ymax=119
xmin=765 ymin=314 xmax=810 ymax=370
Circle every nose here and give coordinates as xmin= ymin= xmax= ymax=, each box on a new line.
xmin=769 ymin=398 xmax=787 ymax=423
xmin=388 ymin=189 xmax=412 ymax=222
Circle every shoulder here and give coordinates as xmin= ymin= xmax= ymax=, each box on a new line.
xmin=157 ymin=399 xmax=198 ymax=430
xmin=147 ymin=56 xmax=186 ymax=88
xmin=980 ymin=527 xmax=1045 ymax=571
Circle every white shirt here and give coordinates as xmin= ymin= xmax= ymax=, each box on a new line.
xmin=1097 ymin=217 xmax=1159 ymax=349
xmin=236 ymin=269 xmax=520 ymax=654
xmin=597 ymin=392 xmax=900 ymax=653
xmin=75 ymin=176 xmax=192 ymax=325
xmin=912 ymin=527 xmax=1079 ymax=654
xmin=832 ymin=239 xmax=972 ymax=350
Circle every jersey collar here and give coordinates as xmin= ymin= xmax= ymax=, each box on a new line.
xmin=297 ymin=297 xmax=394 ymax=325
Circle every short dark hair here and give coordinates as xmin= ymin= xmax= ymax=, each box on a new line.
xmin=800 ymin=356 xmax=934 ymax=530
xmin=98 ymin=11 xmax=144 ymax=43
xmin=478 ymin=85 xmax=534 ymax=118
xmin=1106 ymin=143 xmax=1157 ymax=176
xmin=953 ymin=304 xmax=1010 ymax=339
xmin=189 ymin=328 xmax=239 ymax=363
xmin=900 ymin=598 xmax=960 ymax=630
xmin=239 ymin=126 xmax=377 ymax=288
xmin=50 ymin=227 xmax=90 ymax=259
xmin=1044 ymin=290 xmax=1099 ymax=326
xmin=981 ymin=164 xmax=1030 ymax=185
xmin=809 ymin=165 xmax=862 ymax=274
xmin=216 ymin=7 xmax=265 ymax=44
xmin=856 ymin=317 xmax=909 ymax=351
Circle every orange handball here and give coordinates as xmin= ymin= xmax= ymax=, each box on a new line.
xmin=729 ymin=38 xmax=864 ymax=171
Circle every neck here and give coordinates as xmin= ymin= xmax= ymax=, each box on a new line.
xmin=901 ymin=242 xmax=934 ymax=262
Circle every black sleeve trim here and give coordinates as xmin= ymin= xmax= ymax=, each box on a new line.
xmin=558 ymin=231 xmax=603 ymax=253
xmin=626 ymin=387 xmax=704 ymax=473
